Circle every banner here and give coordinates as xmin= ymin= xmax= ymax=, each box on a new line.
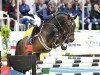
xmin=0 ymin=31 xmax=100 ymax=55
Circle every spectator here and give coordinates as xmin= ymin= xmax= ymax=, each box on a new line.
xmin=32 ymin=0 xmax=46 ymax=14
xmin=91 ymin=0 xmax=100 ymax=4
xmin=72 ymin=0 xmax=79 ymax=13
xmin=99 ymin=1 xmax=100 ymax=7
xmin=56 ymin=0 xmax=61 ymax=6
xmin=37 ymin=0 xmax=57 ymax=21
xmin=4 ymin=0 xmax=11 ymax=12
xmin=2 ymin=0 xmax=8 ymax=10
xmin=90 ymin=4 xmax=100 ymax=30
xmin=7 ymin=0 xmax=17 ymax=19
xmin=84 ymin=0 xmax=92 ymax=30
xmin=19 ymin=0 xmax=39 ymax=30
xmin=71 ymin=0 xmax=75 ymax=4
xmin=66 ymin=3 xmax=76 ymax=16
xmin=85 ymin=0 xmax=92 ymax=12
xmin=58 ymin=0 xmax=68 ymax=13
xmin=19 ymin=0 xmax=30 ymax=16
xmin=19 ymin=15 xmax=35 ymax=30
xmin=44 ymin=0 xmax=50 ymax=6
xmin=91 ymin=0 xmax=100 ymax=10
xmin=77 ymin=2 xmax=90 ymax=30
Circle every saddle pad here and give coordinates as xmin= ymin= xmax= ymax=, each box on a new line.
xmin=25 ymin=45 xmax=33 ymax=52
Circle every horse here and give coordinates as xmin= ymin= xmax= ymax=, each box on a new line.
xmin=15 ymin=13 xmax=76 ymax=60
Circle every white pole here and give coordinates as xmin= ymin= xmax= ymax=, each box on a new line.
xmin=0 ymin=0 xmax=3 ymax=26
xmin=0 ymin=0 xmax=2 ymax=10
xmin=17 ymin=0 xmax=19 ymax=31
xmin=82 ymin=0 xmax=84 ymax=30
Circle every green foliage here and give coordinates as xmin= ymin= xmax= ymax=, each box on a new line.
xmin=1 ymin=25 xmax=10 ymax=50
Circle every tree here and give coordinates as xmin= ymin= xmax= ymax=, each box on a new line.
xmin=1 ymin=25 xmax=10 ymax=59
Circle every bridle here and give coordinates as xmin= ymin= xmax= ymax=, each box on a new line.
xmin=54 ymin=16 xmax=63 ymax=30
xmin=37 ymin=23 xmax=54 ymax=51
xmin=54 ymin=14 xmax=75 ymax=43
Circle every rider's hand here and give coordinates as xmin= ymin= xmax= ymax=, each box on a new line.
xmin=53 ymin=13 xmax=56 ymax=16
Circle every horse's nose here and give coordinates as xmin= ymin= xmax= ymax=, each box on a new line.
xmin=69 ymin=39 xmax=74 ymax=42
xmin=68 ymin=35 xmax=74 ymax=42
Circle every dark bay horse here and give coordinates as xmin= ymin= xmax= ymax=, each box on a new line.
xmin=15 ymin=13 xmax=76 ymax=60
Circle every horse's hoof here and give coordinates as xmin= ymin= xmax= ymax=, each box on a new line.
xmin=61 ymin=45 xmax=67 ymax=50
xmin=53 ymin=45 xmax=57 ymax=49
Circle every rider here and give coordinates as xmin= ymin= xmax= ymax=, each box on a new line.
xmin=29 ymin=1 xmax=59 ymax=48
xmin=37 ymin=0 xmax=57 ymax=21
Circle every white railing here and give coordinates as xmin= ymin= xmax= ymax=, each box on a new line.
xmin=0 ymin=11 xmax=10 ymax=28
xmin=0 ymin=11 xmax=25 ymax=31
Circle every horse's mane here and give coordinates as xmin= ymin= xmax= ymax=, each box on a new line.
xmin=56 ymin=12 xmax=68 ymax=16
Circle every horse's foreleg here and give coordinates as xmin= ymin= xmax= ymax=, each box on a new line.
xmin=53 ymin=28 xmax=59 ymax=48
xmin=61 ymin=38 xmax=68 ymax=50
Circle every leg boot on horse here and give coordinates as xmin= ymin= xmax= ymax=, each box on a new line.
xmin=53 ymin=28 xmax=59 ymax=48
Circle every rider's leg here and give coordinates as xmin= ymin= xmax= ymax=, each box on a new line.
xmin=31 ymin=26 xmax=39 ymax=37
xmin=28 ymin=26 xmax=39 ymax=43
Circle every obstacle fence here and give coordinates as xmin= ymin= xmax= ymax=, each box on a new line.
xmin=5 ymin=53 xmax=100 ymax=75
xmin=36 ymin=58 xmax=100 ymax=74
xmin=41 ymin=72 xmax=100 ymax=75
xmin=7 ymin=54 xmax=36 ymax=75
xmin=50 ymin=56 xmax=100 ymax=60
xmin=37 ymin=63 xmax=100 ymax=68
xmin=37 ymin=59 xmax=100 ymax=64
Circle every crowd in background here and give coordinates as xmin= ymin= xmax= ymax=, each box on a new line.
xmin=1 ymin=0 xmax=100 ymax=30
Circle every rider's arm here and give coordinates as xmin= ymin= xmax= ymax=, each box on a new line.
xmin=42 ymin=9 xmax=53 ymax=20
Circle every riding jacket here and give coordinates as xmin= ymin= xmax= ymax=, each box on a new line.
xmin=37 ymin=7 xmax=53 ymax=21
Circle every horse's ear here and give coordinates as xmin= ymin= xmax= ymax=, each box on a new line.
xmin=68 ymin=14 xmax=70 ymax=19
xmin=73 ymin=15 xmax=77 ymax=20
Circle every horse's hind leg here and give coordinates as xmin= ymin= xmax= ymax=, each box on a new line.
xmin=15 ymin=39 xmax=27 ymax=55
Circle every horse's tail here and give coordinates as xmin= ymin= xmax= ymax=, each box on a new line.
xmin=15 ymin=39 xmax=22 ymax=55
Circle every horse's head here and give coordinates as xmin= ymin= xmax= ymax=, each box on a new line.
xmin=64 ymin=14 xmax=76 ymax=43
xmin=54 ymin=13 xmax=76 ymax=50
xmin=55 ymin=13 xmax=76 ymax=43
